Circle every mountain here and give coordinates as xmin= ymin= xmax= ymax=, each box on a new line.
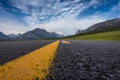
xmin=0 ymin=28 xmax=63 ymax=40
xmin=17 ymin=28 xmax=63 ymax=40
xmin=76 ymin=30 xmax=86 ymax=35
xmin=8 ymin=33 xmax=21 ymax=39
xmin=0 ymin=32 xmax=9 ymax=39
xmin=8 ymin=34 xmax=17 ymax=38
xmin=76 ymin=18 xmax=120 ymax=35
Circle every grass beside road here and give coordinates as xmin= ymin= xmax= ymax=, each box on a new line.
xmin=66 ymin=30 xmax=120 ymax=41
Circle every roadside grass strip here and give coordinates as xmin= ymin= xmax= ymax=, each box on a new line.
xmin=61 ymin=40 xmax=71 ymax=44
xmin=0 ymin=40 xmax=59 ymax=80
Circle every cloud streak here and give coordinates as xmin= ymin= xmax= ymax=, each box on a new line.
xmin=10 ymin=0 xmax=100 ymax=25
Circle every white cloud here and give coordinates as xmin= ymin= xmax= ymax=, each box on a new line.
xmin=37 ymin=15 xmax=106 ymax=35
xmin=10 ymin=0 xmax=100 ymax=28
xmin=0 ymin=18 xmax=30 ymax=35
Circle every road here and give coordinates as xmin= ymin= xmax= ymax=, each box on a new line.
xmin=47 ymin=40 xmax=120 ymax=80
xmin=0 ymin=40 xmax=120 ymax=80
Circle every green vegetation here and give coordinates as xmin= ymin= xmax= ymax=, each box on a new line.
xmin=65 ymin=30 xmax=120 ymax=41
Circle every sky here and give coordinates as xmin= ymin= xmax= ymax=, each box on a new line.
xmin=0 ymin=0 xmax=120 ymax=35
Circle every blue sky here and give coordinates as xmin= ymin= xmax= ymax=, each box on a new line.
xmin=0 ymin=0 xmax=120 ymax=35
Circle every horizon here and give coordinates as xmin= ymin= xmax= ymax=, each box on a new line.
xmin=0 ymin=0 xmax=120 ymax=35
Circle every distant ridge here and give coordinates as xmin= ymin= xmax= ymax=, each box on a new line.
xmin=17 ymin=28 xmax=63 ymax=40
xmin=76 ymin=18 xmax=120 ymax=35
xmin=0 ymin=28 xmax=63 ymax=40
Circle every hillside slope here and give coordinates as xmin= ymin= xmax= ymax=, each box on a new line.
xmin=76 ymin=18 xmax=120 ymax=35
xmin=67 ymin=30 xmax=120 ymax=41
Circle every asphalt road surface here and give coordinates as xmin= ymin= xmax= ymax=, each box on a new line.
xmin=47 ymin=40 xmax=120 ymax=80
xmin=0 ymin=40 xmax=54 ymax=65
xmin=0 ymin=40 xmax=120 ymax=80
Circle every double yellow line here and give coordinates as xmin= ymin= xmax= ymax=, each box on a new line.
xmin=0 ymin=40 xmax=59 ymax=80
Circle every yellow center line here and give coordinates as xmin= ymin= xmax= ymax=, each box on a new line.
xmin=61 ymin=40 xmax=71 ymax=44
xmin=0 ymin=40 xmax=60 ymax=80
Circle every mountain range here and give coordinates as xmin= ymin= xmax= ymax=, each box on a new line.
xmin=0 ymin=28 xmax=63 ymax=40
xmin=76 ymin=18 xmax=120 ymax=35
xmin=0 ymin=18 xmax=120 ymax=40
